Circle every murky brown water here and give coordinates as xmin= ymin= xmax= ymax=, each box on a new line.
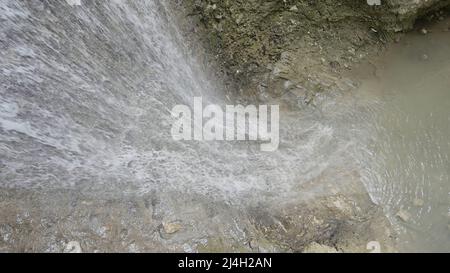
xmin=358 ymin=17 xmax=450 ymax=252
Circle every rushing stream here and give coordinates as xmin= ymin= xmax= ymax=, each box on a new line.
xmin=0 ymin=1 xmax=448 ymax=252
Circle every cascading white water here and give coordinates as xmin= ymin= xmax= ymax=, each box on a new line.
xmin=0 ymin=0 xmax=363 ymax=203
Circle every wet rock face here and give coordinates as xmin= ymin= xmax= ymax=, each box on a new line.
xmin=176 ymin=0 xmax=449 ymax=97
xmin=177 ymin=0 xmax=385 ymax=86
xmin=0 ymin=185 xmax=394 ymax=253
xmin=388 ymin=0 xmax=450 ymax=29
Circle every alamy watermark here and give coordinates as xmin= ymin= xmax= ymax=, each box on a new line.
xmin=171 ymin=97 xmax=279 ymax=152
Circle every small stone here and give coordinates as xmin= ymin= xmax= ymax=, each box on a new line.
xmin=396 ymin=209 xmax=411 ymax=222
xmin=206 ymin=4 xmax=217 ymax=10
xmin=420 ymin=28 xmax=428 ymax=35
xmin=162 ymin=222 xmax=182 ymax=234
xmin=290 ymin=5 xmax=298 ymax=12
xmin=421 ymin=54 xmax=429 ymax=61
xmin=413 ymin=198 xmax=424 ymax=207
xmin=64 ymin=241 xmax=82 ymax=253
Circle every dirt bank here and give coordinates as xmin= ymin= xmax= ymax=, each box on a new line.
xmin=173 ymin=0 xmax=450 ymax=101
xmin=0 ymin=176 xmax=394 ymax=252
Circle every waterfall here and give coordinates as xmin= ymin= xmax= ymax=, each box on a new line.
xmin=0 ymin=0 xmax=357 ymax=203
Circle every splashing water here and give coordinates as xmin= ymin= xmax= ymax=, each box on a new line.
xmin=0 ymin=0 xmax=366 ymax=206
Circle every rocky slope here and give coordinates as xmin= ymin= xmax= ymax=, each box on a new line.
xmin=174 ymin=0 xmax=450 ymax=101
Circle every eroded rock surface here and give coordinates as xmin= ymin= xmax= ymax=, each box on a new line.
xmin=175 ymin=0 xmax=450 ymax=98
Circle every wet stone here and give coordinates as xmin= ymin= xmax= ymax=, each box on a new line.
xmin=396 ymin=210 xmax=412 ymax=222
xmin=161 ymin=221 xmax=182 ymax=234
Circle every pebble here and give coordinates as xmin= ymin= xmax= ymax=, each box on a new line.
xmin=420 ymin=28 xmax=428 ymax=35
xmin=290 ymin=6 xmax=298 ymax=12
xmin=162 ymin=221 xmax=182 ymax=234
xmin=206 ymin=4 xmax=217 ymax=10
xmin=396 ymin=209 xmax=411 ymax=222
xmin=421 ymin=54 xmax=429 ymax=61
